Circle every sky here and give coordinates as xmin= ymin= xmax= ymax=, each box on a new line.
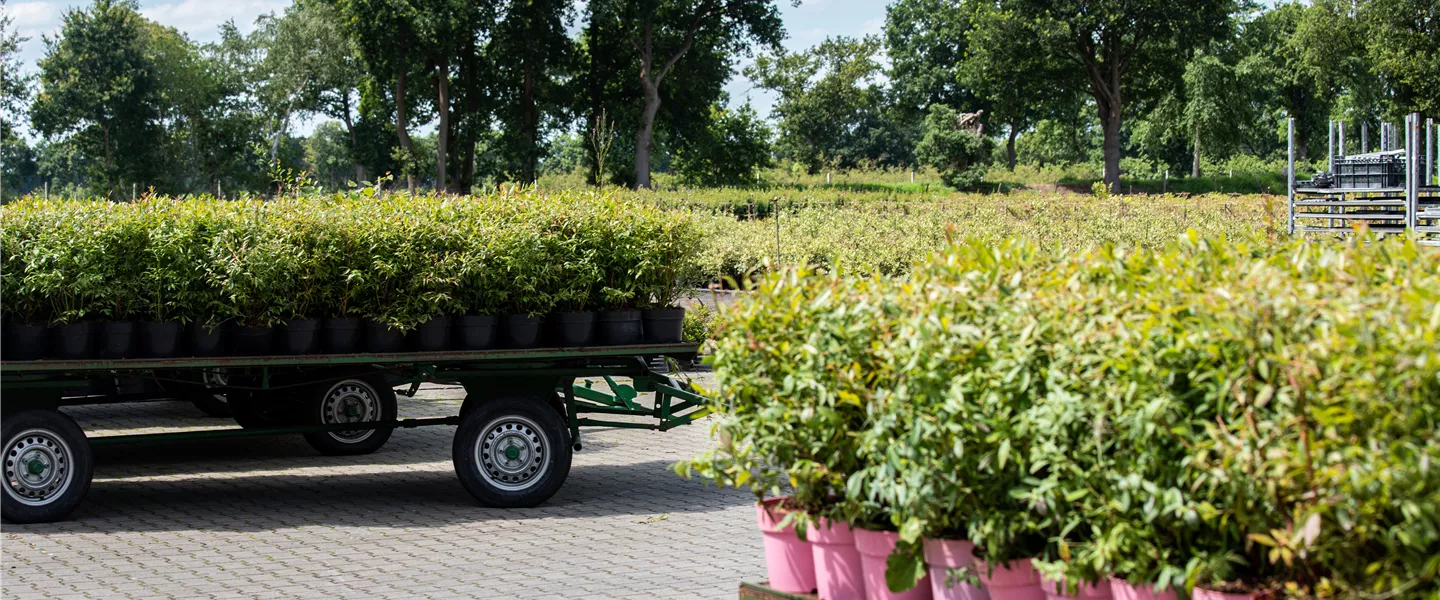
xmin=5 ymin=0 xmax=889 ymax=134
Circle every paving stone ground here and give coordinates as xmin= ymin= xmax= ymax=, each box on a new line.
xmin=1 ymin=373 xmax=766 ymax=599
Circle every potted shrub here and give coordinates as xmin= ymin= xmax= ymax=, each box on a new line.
xmin=138 ymin=205 xmax=189 ymax=358
xmin=544 ymin=223 xmax=600 ymax=348
xmin=1 ymin=205 xmax=55 ymax=360
xmin=211 ymin=210 xmax=287 ymax=356
xmin=639 ymin=216 xmax=702 ymax=344
xmin=454 ymin=222 xmax=500 ymax=351
xmin=678 ymin=266 xmax=890 ymax=597
xmin=272 ymin=211 xmax=326 ymax=355
xmin=494 ymin=224 xmax=556 ymax=349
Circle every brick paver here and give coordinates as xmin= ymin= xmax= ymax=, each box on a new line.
xmin=1 ymin=373 xmax=765 ymax=599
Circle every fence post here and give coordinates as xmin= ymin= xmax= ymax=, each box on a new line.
xmin=132 ymin=183 xmax=136 ymax=201
xmin=44 ymin=182 xmax=48 ymax=199
xmin=1287 ymin=116 xmax=1295 ymax=235
xmin=1361 ymin=121 xmax=1368 ymax=153
xmin=1428 ymin=118 xmax=1435 ymax=186
xmin=826 ymin=172 xmax=831 ymax=185
xmin=1338 ymin=121 xmax=1345 ymax=157
xmin=1163 ymin=170 xmax=1167 ymax=194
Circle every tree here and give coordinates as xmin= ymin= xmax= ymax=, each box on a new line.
xmin=594 ymin=0 xmax=784 ymax=189
xmin=31 ymin=0 xmax=164 ymax=197
xmin=1 ymin=0 xmax=29 ymax=133
xmin=491 ymin=0 xmax=575 ymax=184
xmin=333 ymin=0 xmax=425 ymax=193
xmin=750 ymin=36 xmax=911 ymax=172
xmin=992 ymin=0 xmax=1234 ymax=189
xmin=672 ymin=103 xmax=772 ymax=185
xmin=964 ymin=2 xmax=1079 ymax=171
xmin=883 ymin=0 xmax=980 ymax=117
xmin=1354 ymin=0 xmax=1437 ymax=116
xmin=305 ymin=120 xmax=354 ymax=188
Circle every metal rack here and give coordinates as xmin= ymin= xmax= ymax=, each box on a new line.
xmin=1288 ymin=113 xmax=1439 ymax=246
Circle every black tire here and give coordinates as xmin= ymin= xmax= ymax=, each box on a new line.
xmin=452 ymin=395 xmax=572 ymax=508
xmin=2 ymin=410 xmax=93 ymax=524
xmin=191 ymin=395 xmax=231 ymax=418
xmin=228 ymin=389 xmax=296 ymax=429
xmin=301 ymin=377 xmax=397 ymax=456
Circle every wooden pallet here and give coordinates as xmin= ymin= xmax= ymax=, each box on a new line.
xmin=738 ymin=582 xmax=819 ymax=600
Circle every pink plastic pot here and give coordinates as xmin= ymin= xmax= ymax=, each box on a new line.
xmin=923 ymin=538 xmax=988 ymax=600
xmin=757 ymin=498 xmax=817 ymax=594
xmin=1192 ymin=588 xmax=1270 ymax=600
xmin=854 ymin=528 xmax=932 ymax=600
xmin=1041 ymin=575 xmax=1112 ymax=600
xmin=977 ymin=559 xmax=1045 ymax=600
xmin=808 ymin=518 xmax=865 ymax=600
xmin=1109 ymin=579 xmax=1176 ymax=600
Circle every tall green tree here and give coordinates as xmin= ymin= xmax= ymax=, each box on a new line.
xmin=492 ymin=0 xmax=575 ymax=184
xmin=750 ymin=36 xmax=911 ymax=171
xmin=1356 ymin=0 xmax=1438 ymax=116
xmin=883 ymin=0 xmax=979 ymax=117
xmin=590 ymin=0 xmax=785 ymax=189
xmin=0 ymin=0 xmax=28 ymax=134
xmin=333 ymin=0 xmax=426 ymax=192
xmin=31 ymin=0 xmax=164 ymax=197
xmin=988 ymin=0 xmax=1234 ymax=188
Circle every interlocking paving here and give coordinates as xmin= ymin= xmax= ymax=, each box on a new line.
xmin=2 ymin=373 xmax=765 ymax=599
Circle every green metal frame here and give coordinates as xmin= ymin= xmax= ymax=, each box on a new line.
xmin=1 ymin=344 xmax=709 ymax=447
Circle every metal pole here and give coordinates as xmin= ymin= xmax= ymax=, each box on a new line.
xmin=43 ymin=182 xmax=48 ymax=199
xmin=1287 ymin=116 xmax=1296 ymax=236
xmin=1328 ymin=120 xmax=1335 ymax=172
xmin=1406 ymin=114 xmax=1417 ymax=230
xmin=1428 ymin=118 xmax=1435 ymax=186
xmin=1338 ymin=121 xmax=1346 ymax=157
xmin=1361 ymin=121 xmax=1368 ymax=153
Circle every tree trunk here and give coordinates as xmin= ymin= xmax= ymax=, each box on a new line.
xmin=435 ymin=57 xmax=450 ymax=193
xmin=341 ymin=89 xmax=367 ymax=182
xmin=522 ymin=65 xmax=537 ymax=183
xmin=395 ymin=68 xmax=417 ymax=194
xmin=1192 ymin=130 xmax=1201 ymax=178
xmin=634 ymin=82 xmax=660 ymax=189
xmin=1006 ymin=121 xmax=1020 ymax=171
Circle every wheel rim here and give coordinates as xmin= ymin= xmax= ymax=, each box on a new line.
xmin=320 ymin=380 xmax=381 ymax=443
xmin=4 ymin=428 xmax=75 ymax=507
xmin=475 ymin=415 xmax=549 ymax=491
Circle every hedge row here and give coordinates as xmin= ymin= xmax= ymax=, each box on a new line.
xmin=679 ymin=234 xmax=1440 ymax=596
xmin=0 ymin=191 xmax=701 ymax=329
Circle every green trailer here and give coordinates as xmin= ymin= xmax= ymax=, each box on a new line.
xmin=0 ymin=344 xmax=708 ymax=523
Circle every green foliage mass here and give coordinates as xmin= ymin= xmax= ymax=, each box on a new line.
xmin=679 ymin=233 xmax=1440 ymax=597
xmin=915 ymin=104 xmax=995 ymax=189
xmin=0 ymin=190 xmax=699 ymax=328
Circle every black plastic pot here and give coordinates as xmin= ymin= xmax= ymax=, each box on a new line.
xmin=99 ymin=321 xmax=137 ymax=359
xmin=280 ymin=319 xmax=321 ymax=355
xmin=500 ymin=314 xmax=542 ymax=349
xmin=8 ymin=323 xmax=50 ymax=361
xmin=597 ymin=310 xmax=643 ymax=346
xmin=140 ymin=321 xmax=183 ymax=358
xmin=642 ymin=307 xmax=686 ymax=344
xmin=549 ymin=312 xmax=595 ymax=347
xmin=54 ymin=322 xmax=94 ymax=360
xmin=189 ymin=322 xmax=226 ymax=357
xmin=365 ymin=320 xmax=406 ymax=353
xmin=413 ymin=316 xmax=452 ymax=352
xmin=324 ymin=317 xmax=362 ymax=354
xmin=231 ymin=325 xmax=274 ymax=356
xmin=454 ymin=315 xmax=497 ymax=350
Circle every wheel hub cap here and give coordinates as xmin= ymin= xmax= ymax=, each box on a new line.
xmin=477 ymin=417 xmax=548 ymax=491
xmin=321 ymin=382 xmax=379 ymax=443
xmin=5 ymin=429 xmax=74 ymax=506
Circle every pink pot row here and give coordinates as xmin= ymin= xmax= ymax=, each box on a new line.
xmin=759 ymin=499 xmax=1201 ymax=600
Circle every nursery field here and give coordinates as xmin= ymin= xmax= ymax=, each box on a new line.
xmin=668 ymin=190 xmax=1281 ymax=282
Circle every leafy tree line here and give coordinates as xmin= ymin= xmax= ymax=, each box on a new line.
xmin=760 ymin=0 xmax=1435 ymax=188
xmin=1 ymin=0 xmax=1434 ymax=197
xmin=1 ymin=0 xmax=784 ymax=197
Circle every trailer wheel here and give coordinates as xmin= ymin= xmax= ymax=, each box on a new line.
xmin=190 ymin=371 xmax=232 ymax=418
xmin=2 ymin=410 xmax=93 ymax=524
xmin=302 ymin=377 xmax=397 ymax=456
xmin=453 ymin=396 xmax=572 ymax=508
